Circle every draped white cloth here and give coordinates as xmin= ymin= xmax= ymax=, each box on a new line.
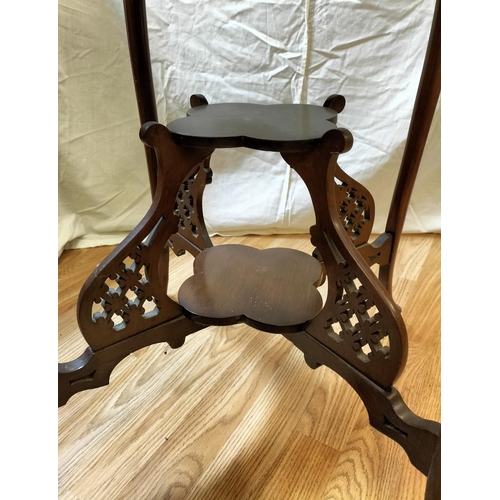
xmin=58 ymin=0 xmax=440 ymax=256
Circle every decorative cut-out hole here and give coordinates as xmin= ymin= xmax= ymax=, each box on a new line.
xmin=366 ymin=305 xmax=378 ymax=318
xmin=123 ymin=256 xmax=134 ymax=268
xmin=91 ymin=300 xmax=105 ymax=319
xmin=136 ymin=265 xmax=147 ymax=282
xmin=342 ymin=313 xmax=356 ymax=330
xmin=104 ymin=276 xmax=117 ymax=292
xmin=354 ymin=342 xmax=371 ymax=363
xmin=328 ymin=321 xmax=343 ymax=343
xmin=361 ymin=343 xmax=371 ymax=356
xmin=111 ymin=312 xmax=126 ymax=331
xmin=142 ymin=297 xmax=159 ymax=319
xmin=354 ymin=196 xmax=366 ymax=212
xmin=69 ymin=370 xmax=96 ymax=386
xmin=380 ymin=335 xmax=390 ymax=348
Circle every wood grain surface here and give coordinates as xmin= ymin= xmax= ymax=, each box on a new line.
xmin=59 ymin=233 xmax=440 ymax=499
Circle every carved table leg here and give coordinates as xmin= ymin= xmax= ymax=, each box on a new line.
xmin=58 ymin=317 xmax=206 ymax=407
xmin=284 ymin=331 xmax=440 ymax=497
xmin=282 ymin=129 xmax=440 ymax=498
xmin=58 ymin=123 xmax=215 ymax=406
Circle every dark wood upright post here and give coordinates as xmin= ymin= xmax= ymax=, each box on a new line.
xmin=379 ymin=0 xmax=441 ymax=295
xmin=123 ymin=0 xmax=159 ymax=197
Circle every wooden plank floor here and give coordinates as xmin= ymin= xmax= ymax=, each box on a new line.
xmin=58 ymin=233 xmax=441 ymax=500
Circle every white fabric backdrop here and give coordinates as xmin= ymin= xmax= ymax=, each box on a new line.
xmin=58 ymin=0 xmax=440 ymax=256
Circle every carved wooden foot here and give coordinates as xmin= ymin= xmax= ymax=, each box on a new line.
xmin=284 ymin=331 xmax=440 ymax=498
xmin=58 ymin=316 xmax=207 ymax=407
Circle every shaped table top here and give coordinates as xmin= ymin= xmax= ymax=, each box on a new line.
xmin=167 ymin=102 xmax=346 ymax=152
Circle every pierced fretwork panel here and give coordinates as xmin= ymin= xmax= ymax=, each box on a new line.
xmin=335 ymin=165 xmax=375 ymax=246
xmin=326 ymin=263 xmax=390 ymax=364
xmin=306 ymin=225 xmax=405 ymax=389
xmin=78 ymin=216 xmax=182 ymax=351
xmin=169 ymin=159 xmax=213 ymax=256
xmin=314 ymin=165 xmax=378 ymax=277
xmin=91 ymin=248 xmax=160 ymax=332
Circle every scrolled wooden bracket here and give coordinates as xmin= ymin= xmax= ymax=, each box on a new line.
xmin=59 ymin=123 xmax=215 ymax=405
xmin=168 ymin=158 xmax=214 ymax=257
xmin=282 ymin=128 xmax=440 ymax=497
xmin=324 ymin=127 xmax=353 ymax=154
xmin=334 ymin=163 xmax=376 ymax=246
xmin=323 ymin=94 xmax=346 ymax=113
xmin=190 ymin=94 xmax=209 ymax=108
xmin=282 ymin=129 xmax=407 ymax=389
xmin=355 ymin=232 xmax=393 ymax=267
xmin=312 ymin=159 xmax=380 ymax=285
xmin=75 ymin=123 xmax=214 ymax=352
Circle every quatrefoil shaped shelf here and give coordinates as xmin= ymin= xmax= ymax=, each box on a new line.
xmin=167 ymin=102 xmax=353 ymax=153
xmin=177 ymin=244 xmax=324 ymax=333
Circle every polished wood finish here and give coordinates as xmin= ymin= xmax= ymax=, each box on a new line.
xmin=59 ymin=1 xmax=441 ymax=499
xmin=59 ymin=233 xmax=441 ymax=500
xmin=167 ymin=102 xmax=353 ymax=153
xmin=178 ymin=244 xmax=324 ymax=332
xmin=280 ymin=132 xmax=407 ymax=390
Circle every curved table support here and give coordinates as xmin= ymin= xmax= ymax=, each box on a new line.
xmin=168 ymin=158 xmax=214 ymax=257
xmin=282 ymin=130 xmax=408 ymax=390
xmin=283 ymin=130 xmax=440 ymax=498
xmin=123 ymin=0 xmax=159 ymax=197
xmin=58 ymin=124 xmax=215 ymax=406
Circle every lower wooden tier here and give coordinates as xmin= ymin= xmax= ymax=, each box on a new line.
xmin=178 ymin=244 xmax=324 ymax=332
